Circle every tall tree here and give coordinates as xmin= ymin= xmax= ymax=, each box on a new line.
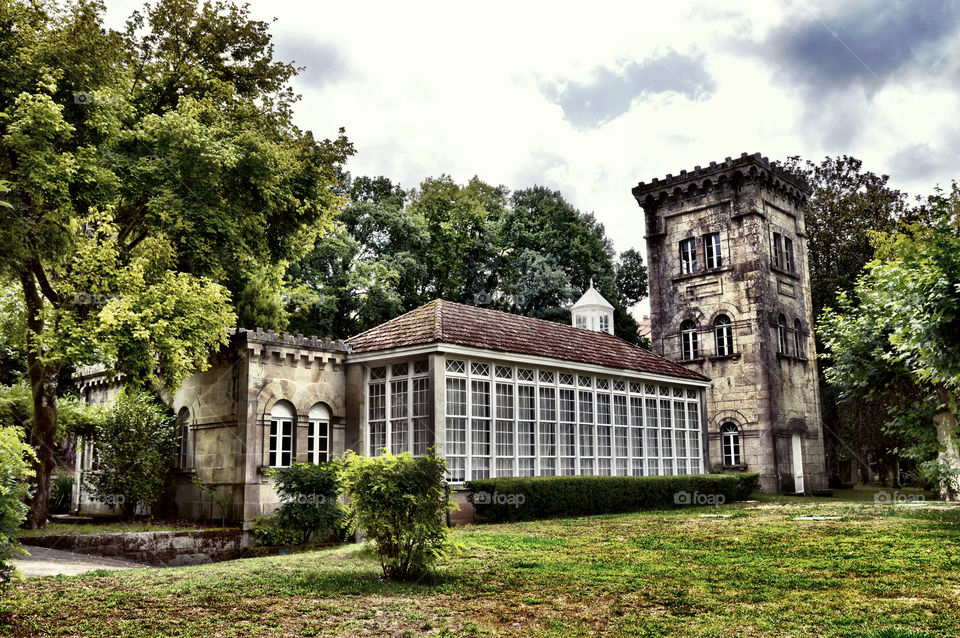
xmin=288 ymin=179 xmax=649 ymax=343
xmin=777 ymin=156 xmax=915 ymax=481
xmin=0 ymin=0 xmax=351 ymax=527
xmin=820 ymin=184 xmax=960 ymax=500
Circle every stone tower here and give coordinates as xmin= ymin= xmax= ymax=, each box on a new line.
xmin=632 ymin=152 xmax=826 ymax=493
xmin=571 ymin=280 xmax=615 ymax=334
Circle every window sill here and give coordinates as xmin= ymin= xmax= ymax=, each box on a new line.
xmin=771 ymin=266 xmax=800 ymax=280
xmin=776 ymin=353 xmax=808 ymax=363
xmin=172 ymin=468 xmax=197 ymax=476
xmin=672 ymin=266 xmax=731 ymax=284
xmin=681 ymin=357 xmax=706 ymax=364
xmin=708 ymin=353 xmax=741 ymax=362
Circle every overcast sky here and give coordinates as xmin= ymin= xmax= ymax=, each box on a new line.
xmin=104 ymin=0 xmax=960 ymax=316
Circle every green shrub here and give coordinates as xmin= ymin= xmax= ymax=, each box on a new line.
xmin=50 ymin=474 xmax=74 ymax=515
xmin=0 ymin=425 xmax=35 ymax=589
xmin=339 ymin=450 xmax=457 ymax=581
xmin=465 ymin=473 xmax=758 ymax=522
xmin=270 ymin=462 xmax=345 ymax=544
xmin=88 ymin=389 xmax=175 ymax=518
xmin=250 ymin=514 xmax=303 ymax=547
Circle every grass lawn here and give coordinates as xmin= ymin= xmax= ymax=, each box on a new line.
xmin=3 ymin=494 xmax=960 ymax=637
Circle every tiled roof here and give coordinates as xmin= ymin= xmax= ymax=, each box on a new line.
xmin=347 ymin=299 xmax=708 ymax=382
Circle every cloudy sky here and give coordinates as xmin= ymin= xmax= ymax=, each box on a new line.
xmin=104 ymin=0 xmax=960 ymax=314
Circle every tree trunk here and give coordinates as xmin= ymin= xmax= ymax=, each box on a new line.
xmin=20 ymin=269 xmax=62 ymax=529
xmin=25 ymin=362 xmax=59 ymax=528
xmin=933 ymin=384 xmax=960 ymax=502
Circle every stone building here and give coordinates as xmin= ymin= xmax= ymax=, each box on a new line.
xmin=632 ymin=152 xmax=827 ymax=493
xmin=73 ymin=297 xmax=711 ymax=525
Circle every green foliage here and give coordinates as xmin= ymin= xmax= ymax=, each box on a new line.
xmin=339 ymin=450 xmax=456 ymax=581
xmin=0 ymin=425 xmax=35 ymax=589
xmin=49 ymin=474 xmax=74 ymax=515
xmin=270 ymin=462 xmax=345 ymax=544
xmin=249 ymin=514 xmax=303 ymax=547
xmin=465 ymin=474 xmax=758 ymax=522
xmin=820 ymin=183 xmax=960 ymax=498
xmin=86 ymin=389 xmax=175 ymax=518
xmin=0 ymin=383 xmax=31 ymax=433
xmin=0 ymin=0 xmax=352 ymax=524
xmin=288 ymin=176 xmax=648 ymax=344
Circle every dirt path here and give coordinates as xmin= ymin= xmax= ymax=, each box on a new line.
xmin=12 ymin=546 xmax=152 ymax=577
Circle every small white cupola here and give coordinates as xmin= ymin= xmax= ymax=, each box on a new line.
xmin=571 ymin=279 xmax=615 ymax=335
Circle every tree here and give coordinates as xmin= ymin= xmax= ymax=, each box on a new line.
xmin=820 ymin=184 xmax=960 ymax=500
xmin=0 ymin=425 xmax=34 ymax=589
xmin=776 ymin=156 xmax=916 ymax=482
xmin=0 ymin=0 xmax=352 ymax=527
xmin=777 ymin=156 xmax=910 ymax=320
xmin=86 ymin=389 xmax=173 ymax=518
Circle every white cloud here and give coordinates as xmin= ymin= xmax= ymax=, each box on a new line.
xmin=101 ymin=0 xmax=960 ymax=320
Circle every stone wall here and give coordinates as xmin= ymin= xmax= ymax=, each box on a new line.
xmin=21 ymin=529 xmax=244 ymax=566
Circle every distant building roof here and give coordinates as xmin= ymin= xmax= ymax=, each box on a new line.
xmin=637 ymin=317 xmax=652 ymax=338
xmin=347 ymin=299 xmax=707 ymax=382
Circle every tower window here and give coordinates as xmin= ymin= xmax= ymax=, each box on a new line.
xmin=714 ymin=315 xmax=733 ymax=356
xmin=777 ymin=314 xmax=788 ymax=355
xmin=721 ymin=423 xmax=742 ymax=466
xmin=704 ymin=233 xmax=722 ymax=269
xmin=794 ymin=319 xmax=804 ymax=357
xmin=784 ymin=237 xmax=795 ymax=273
xmin=680 ymin=320 xmax=699 ymax=360
xmin=679 ymin=238 xmax=697 ymax=274
xmin=599 ymin=315 xmax=610 ymax=333
xmin=772 ymin=232 xmax=783 ymax=269
xmin=575 ymin=314 xmax=586 ymax=329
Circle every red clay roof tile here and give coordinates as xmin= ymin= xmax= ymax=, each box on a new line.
xmin=347 ymin=299 xmax=708 ymax=382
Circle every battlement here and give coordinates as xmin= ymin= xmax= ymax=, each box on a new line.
xmin=632 ymin=152 xmax=810 ymax=210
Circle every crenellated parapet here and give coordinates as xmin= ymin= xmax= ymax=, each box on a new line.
xmin=632 ymin=152 xmax=811 ymax=237
xmin=233 ymin=327 xmax=349 ymax=370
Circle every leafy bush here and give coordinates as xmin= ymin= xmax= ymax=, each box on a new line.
xmin=271 ymin=462 xmax=345 ymax=544
xmin=87 ymin=389 xmax=175 ymax=518
xmin=0 ymin=425 xmax=35 ymax=589
xmin=465 ymin=473 xmax=758 ymax=522
xmin=339 ymin=450 xmax=456 ymax=581
xmin=50 ymin=474 xmax=74 ymax=515
xmin=250 ymin=514 xmax=304 ymax=547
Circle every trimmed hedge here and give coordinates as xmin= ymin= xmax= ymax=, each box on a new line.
xmin=465 ymin=473 xmax=758 ymax=522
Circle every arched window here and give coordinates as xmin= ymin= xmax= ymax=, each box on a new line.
xmin=308 ymin=403 xmax=330 ymax=464
xmin=269 ymin=401 xmax=295 ymax=468
xmin=680 ymin=320 xmax=699 ymax=360
xmin=777 ymin=314 xmax=788 ymax=354
xmin=714 ymin=315 xmax=733 ymax=356
xmin=794 ymin=319 xmax=804 ymax=357
xmin=175 ymin=407 xmax=190 ymax=469
xmin=721 ymin=423 xmax=742 ymax=466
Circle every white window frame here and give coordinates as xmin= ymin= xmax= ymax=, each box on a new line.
xmin=704 ymin=233 xmax=722 ymax=269
xmin=681 ymin=321 xmax=699 ymax=360
xmin=680 ymin=237 xmax=697 ymax=274
xmin=714 ymin=315 xmax=733 ymax=357
xmin=721 ymin=423 xmax=742 ymax=466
